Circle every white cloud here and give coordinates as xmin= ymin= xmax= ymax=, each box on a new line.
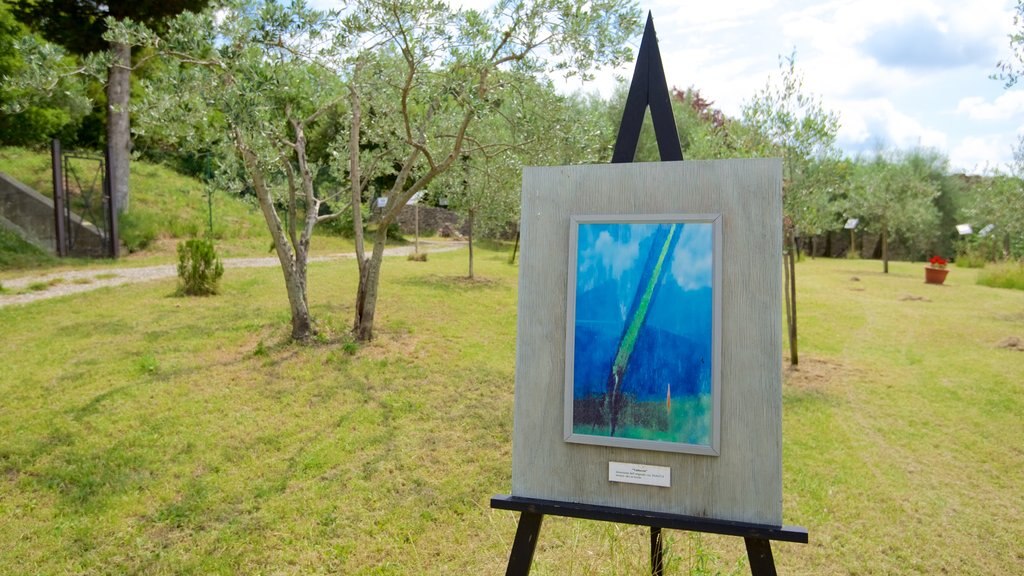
xmin=592 ymin=230 xmax=638 ymax=280
xmin=670 ymin=224 xmax=713 ymax=292
xmin=305 ymin=0 xmax=1021 ymax=173
xmin=950 ymin=135 xmax=1017 ymax=173
xmin=956 ymin=92 xmax=1024 ymax=120
xmin=837 ymin=98 xmax=948 ymax=150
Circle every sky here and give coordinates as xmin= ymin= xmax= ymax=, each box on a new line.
xmin=311 ymin=0 xmax=1024 ymax=174
xmin=566 ymin=0 xmax=1024 ymax=174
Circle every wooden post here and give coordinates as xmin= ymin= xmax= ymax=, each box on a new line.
xmin=50 ymin=139 xmax=68 ymax=257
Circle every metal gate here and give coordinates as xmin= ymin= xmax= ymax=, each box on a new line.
xmin=50 ymin=139 xmax=118 ymax=258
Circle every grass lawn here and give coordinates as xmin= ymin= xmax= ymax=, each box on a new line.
xmin=0 ymin=251 xmax=1022 ymax=575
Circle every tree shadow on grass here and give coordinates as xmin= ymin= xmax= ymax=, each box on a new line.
xmin=395 ymin=274 xmax=505 ymax=292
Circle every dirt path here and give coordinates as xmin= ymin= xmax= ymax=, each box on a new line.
xmin=0 ymin=241 xmax=465 ymax=308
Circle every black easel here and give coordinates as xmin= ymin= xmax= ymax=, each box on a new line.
xmin=493 ymin=13 xmax=808 ymax=575
xmin=492 ymin=496 xmax=808 ymax=576
xmin=611 ymin=13 xmax=681 ymax=164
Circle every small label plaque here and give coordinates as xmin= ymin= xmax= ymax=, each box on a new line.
xmin=608 ymin=461 xmax=671 ymax=488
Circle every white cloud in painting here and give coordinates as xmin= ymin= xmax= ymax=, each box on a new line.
xmin=588 ymin=225 xmax=659 ymax=282
xmin=591 ymin=230 xmax=640 ymax=281
xmin=670 ymin=224 xmax=713 ymax=291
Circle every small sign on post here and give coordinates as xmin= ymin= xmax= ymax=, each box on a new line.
xmin=845 ymin=218 xmax=858 ymax=257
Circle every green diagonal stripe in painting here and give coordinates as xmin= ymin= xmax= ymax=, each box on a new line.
xmin=604 ymin=223 xmax=680 ymax=436
xmin=611 ymin=223 xmax=678 ymax=377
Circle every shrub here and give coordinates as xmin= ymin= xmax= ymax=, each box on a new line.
xmin=955 ymin=251 xmax=987 ymax=269
xmin=384 ymin=221 xmax=405 ymax=242
xmin=407 ymin=251 xmax=427 ymax=262
xmin=956 ymin=236 xmax=1002 ymax=268
xmin=176 ymin=238 xmax=224 ymax=296
xmin=318 ymin=203 xmax=362 ymax=237
xmin=977 ymin=263 xmax=1024 ymax=291
xmin=119 ymin=211 xmax=161 ymax=253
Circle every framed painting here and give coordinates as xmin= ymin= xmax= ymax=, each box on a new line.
xmin=563 ymin=214 xmax=722 ymax=456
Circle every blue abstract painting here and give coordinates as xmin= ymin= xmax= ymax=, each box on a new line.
xmin=567 ymin=218 xmax=717 ymax=449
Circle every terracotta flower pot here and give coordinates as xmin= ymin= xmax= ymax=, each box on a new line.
xmin=925 ymin=266 xmax=948 ymax=285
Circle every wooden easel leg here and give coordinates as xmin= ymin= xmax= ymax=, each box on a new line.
xmin=505 ymin=512 xmax=544 ymax=576
xmin=650 ymin=526 xmax=664 ymax=576
xmin=744 ymin=537 xmax=777 ymax=576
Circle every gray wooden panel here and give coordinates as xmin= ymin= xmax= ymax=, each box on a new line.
xmin=512 ymin=159 xmax=783 ymax=526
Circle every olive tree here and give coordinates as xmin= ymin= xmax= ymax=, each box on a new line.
xmin=847 ymin=151 xmax=941 ymax=273
xmin=962 ymin=170 xmax=1024 ymax=260
xmin=741 ymin=51 xmax=841 ymax=366
xmin=341 ymin=0 xmax=641 ymax=341
xmin=115 ymin=0 xmax=638 ymax=342
xmin=111 ymin=1 xmax=348 ymax=341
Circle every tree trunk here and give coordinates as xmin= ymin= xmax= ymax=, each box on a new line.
xmin=468 ymin=207 xmax=475 ymax=279
xmin=258 ymin=197 xmax=313 ymax=341
xmin=783 ymin=229 xmax=799 ymax=366
xmin=354 ymin=227 xmax=388 ymax=341
xmin=509 ymin=229 xmax=519 ymax=264
xmin=348 ymin=78 xmax=368 ymax=333
xmin=788 ymin=233 xmax=798 ymax=366
xmin=236 ymin=133 xmax=314 ymax=341
xmin=882 ymin=228 xmax=889 ymax=274
xmin=107 ymin=41 xmax=131 ymax=214
xmin=282 ymin=258 xmax=313 ymax=340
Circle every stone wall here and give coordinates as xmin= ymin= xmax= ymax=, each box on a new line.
xmin=0 ymin=172 xmax=107 ymax=257
xmin=393 ymin=205 xmax=470 ymax=237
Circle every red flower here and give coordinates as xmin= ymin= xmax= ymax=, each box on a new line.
xmin=929 ymin=255 xmax=948 ymax=268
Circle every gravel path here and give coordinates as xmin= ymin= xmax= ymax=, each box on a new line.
xmin=0 ymin=241 xmax=465 ymax=308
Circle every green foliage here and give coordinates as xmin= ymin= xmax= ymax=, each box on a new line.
xmin=10 ymin=0 xmax=211 ymax=56
xmin=0 ymin=226 xmax=54 ymax=269
xmin=379 ymin=220 xmax=405 ymax=243
xmin=0 ymin=0 xmax=91 ymax=145
xmin=175 ymin=237 xmax=223 ymax=296
xmin=994 ymin=1 xmax=1024 ymax=88
xmin=977 ymin=262 xmax=1024 ymax=290
xmin=960 ymin=173 xmax=1024 ymax=260
xmin=118 ymin=211 xmax=161 ymax=253
xmin=847 ymin=149 xmax=942 ymax=266
xmin=742 ymin=51 xmax=842 ymax=236
xmin=954 ymin=250 xmax=988 ymax=269
xmin=956 ymin=233 xmax=1004 ymax=267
